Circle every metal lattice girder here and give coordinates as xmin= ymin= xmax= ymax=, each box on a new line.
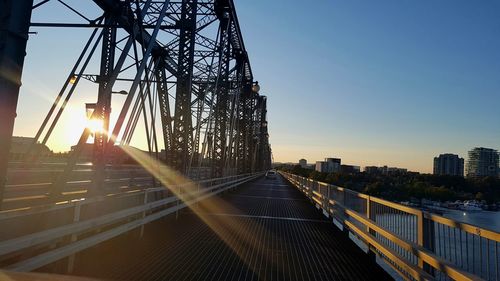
xmin=154 ymin=57 xmax=173 ymax=159
xmin=92 ymin=0 xmax=179 ymax=75
xmin=236 ymin=81 xmax=254 ymax=174
xmin=92 ymin=16 xmax=116 ymax=194
xmin=16 ymin=0 xmax=266 ymax=200
xmin=211 ymin=9 xmax=231 ymax=177
xmin=255 ymin=95 xmax=270 ymax=171
xmin=51 ymin=0 xmax=172 ymax=196
xmin=170 ymin=0 xmax=198 ymax=172
xmin=190 ymin=83 xmax=207 ymax=167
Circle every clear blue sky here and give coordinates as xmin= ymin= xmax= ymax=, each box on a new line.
xmin=14 ymin=0 xmax=500 ymax=173
xmin=233 ymin=0 xmax=500 ymax=172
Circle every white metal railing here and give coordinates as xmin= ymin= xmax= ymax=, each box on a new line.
xmin=0 ymin=172 xmax=264 ymax=272
xmin=2 ymin=165 xmax=214 ymax=209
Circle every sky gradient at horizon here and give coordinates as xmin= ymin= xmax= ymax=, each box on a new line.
xmin=13 ymin=0 xmax=500 ymax=173
xmin=235 ymin=0 xmax=500 ymax=173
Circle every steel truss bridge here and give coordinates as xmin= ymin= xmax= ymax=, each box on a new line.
xmin=0 ymin=0 xmax=272 ymax=205
xmin=0 ymin=1 xmax=499 ymax=281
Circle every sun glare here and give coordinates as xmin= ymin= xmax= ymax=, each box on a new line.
xmin=87 ymin=119 xmax=105 ymax=133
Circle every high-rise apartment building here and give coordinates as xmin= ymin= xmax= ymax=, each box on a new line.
xmin=433 ymin=153 xmax=464 ymax=177
xmin=466 ymin=147 xmax=499 ymax=178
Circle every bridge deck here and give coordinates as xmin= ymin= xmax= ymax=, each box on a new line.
xmin=55 ymin=175 xmax=392 ymax=280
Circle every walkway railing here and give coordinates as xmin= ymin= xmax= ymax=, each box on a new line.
xmin=281 ymin=172 xmax=499 ymax=281
xmin=2 ymin=165 xmax=212 ymax=210
xmin=0 ymin=172 xmax=263 ymax=272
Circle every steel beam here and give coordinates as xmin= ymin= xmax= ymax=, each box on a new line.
xmin=154 ymin=57 xmax=174 ymax=161
xmin=236 ymin=81 xmax=254 ymax=174
xmin=92 ymin=16 xmax=116 ymax=195
xmin=169 ymin=0 xmax=198 ymax=172
xmin=211 ymin=11 xmax=231 ymax=178
xmin=0 ymin=0 xmax=34 ymax=209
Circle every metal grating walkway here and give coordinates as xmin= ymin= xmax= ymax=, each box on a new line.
xmin=52 ymin=175 xmax=393 ymax=280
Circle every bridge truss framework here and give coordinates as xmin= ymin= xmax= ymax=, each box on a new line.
xmin=0 ymin=0 xmax=272 ymax=205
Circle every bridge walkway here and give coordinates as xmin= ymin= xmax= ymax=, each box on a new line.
xmin=54 ymin=175 xmax=392 ymax=281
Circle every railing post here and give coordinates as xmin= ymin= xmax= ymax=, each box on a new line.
xmin=342 ymin=189 xmax=347 ymax=207
xmin=128 ymin=170 xmax=135 ymax=188
xmin=366 ymin=196 xmax=376 ymax=262
xmin=176 ymin=184 xmax=181 ymax=220
xmin=307 ymin=179 xmax=310 ymax=196
xmin=140 ymin=189 xmax=149 ymax=238
xmin=341 ymin=190 xmax=350 ymax=238
xmin=325 ymin=185 xmax=330 ymax=215
xmin=67 ymin=201 xmax=81 ymax=273
xmin=417 ymin=211 xmax=424 ymax=270
xmin=418 ymin=211 xmax=435 ymax=275
xmin=196 ymin=182 xmax=200 ymax=207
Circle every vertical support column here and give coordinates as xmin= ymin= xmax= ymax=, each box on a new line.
xmin=245 ymin=85 xmax=256 ymax=173
xmin=236 ymin=80 xmax=252 ymax=174
xmin=256 ymin=96 xmax=270 ymax=171
xmin=250 ymin=93 xmax=259 ymax=173
xmin=0 ymin=0 xmax=34 ymax=209
xmin=92 ymin=16 xmax=116 ymax=196
xmin=190 ymin=84 xmax=205 ymax=169
xmin=170 ymin=0 xmax=198 ymax=173
xmin=212 ymin=11 xmax=231 ymax=178
xmin=154 ymin=57 xmax=173 ymax=161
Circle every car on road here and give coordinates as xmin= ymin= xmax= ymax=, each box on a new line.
xmin=265 ymin=170 xmax=277 ymax=179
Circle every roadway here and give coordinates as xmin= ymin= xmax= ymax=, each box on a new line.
xmin=41 ymin=174 xmax=392 ymax=280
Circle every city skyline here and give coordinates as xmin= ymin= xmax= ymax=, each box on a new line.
xmin=12 ymin=0 xmax=500 ymax=174
xmin=236 ymin=0 xmax=500 ymax=173
xmin=280 ymin=147 xmax=498 ymax=175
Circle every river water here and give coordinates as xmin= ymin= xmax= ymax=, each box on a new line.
xmin=369 ymin=209 xmax=500 ymax=280
xmin=440 ymin=209 xmax=500 ymax=232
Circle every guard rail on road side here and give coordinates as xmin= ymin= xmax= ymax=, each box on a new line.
xmin=281 ymin=171 xmax=499 ymax=281
xmin=2 ymin=165 xmax=213 ymax=210
xmin=0 ymin=172 xmax=264 ymax=272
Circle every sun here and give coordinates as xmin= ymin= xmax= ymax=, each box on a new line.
xmin=47 ymin=107 xmax=109 ymax=152
xmin=86 ymin=118 xmax=105 ymax=134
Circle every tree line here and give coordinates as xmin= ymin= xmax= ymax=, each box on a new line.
xmin=278 ymin=165 xmax=500 ymax=203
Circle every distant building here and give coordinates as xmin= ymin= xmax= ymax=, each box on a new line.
xmin=299 ymin=159 xmax=307 ymax=168
xmin=466 ymin=147 xmax=499 ymax=178
xmin=340 ymin=164 xmax=360 ymax=174
xmin=383 ymin=166 xmax=407 ymax=175
xmin=315 ymin=157 xmax=341 ymax=173
xmin=9 ymin=136 xmax=52 ymax=161
xmin=364 ymin=166 xmax=380 ymax=174
xmin=364 ymin=165 xmax=408 ymax=175
xmin=315 ymin=161 xmax=327 ymax=172
xmin=433 ymin=153 xmax=464 ymax=177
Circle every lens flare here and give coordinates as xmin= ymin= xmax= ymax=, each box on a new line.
xmin=120 ymin=146 xmax=276 ymax=279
